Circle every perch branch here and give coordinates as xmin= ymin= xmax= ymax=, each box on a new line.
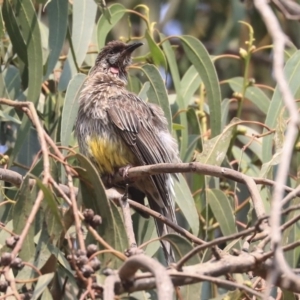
xmin=118 ymin=254 xmax=174 ymax=299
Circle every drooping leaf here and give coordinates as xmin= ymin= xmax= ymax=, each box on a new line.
xmin=2 ymin=2 xmax=28 ymax=64
xmin=12 ymin=176 xmax=36 ymax=262
xmin=206 ymin=189 xmax=238 ymax=240
xmin=145 ymin=30 xmax=167 ymax=69
xmin=138 ymin=82 xmax=150 ymax=100
xmin=180 ymin=35 xmax=221 ymax=137
xmin=0 ymin=8 xmax=5 ymax=39
xmin=34 ymin=177 xmax=64 ymax=232
xmin=160 ymin=33 xmax=188 ymax=159
xmin=75 ymin=153 xmax=127 ymax=266
xmin=1 ymin=66 xmax=22 ymax=100
xmin=14 ymin=0 xmax=43 ymax=105
xmin=133 ymin=214 xmax=160 ymax=258
xmin=174 ymin=174 xmax=199 ymax=236
xmin=180 ymin=65 xmax=202 ymax=107
xmin=8 ymin=117 xmax=32 ymax=168
xmin=58 ymin=0 xmax=97 ymax=91
xmin=140 ymin=64 xmax=172 ymax=131
xmin=61 ymin=74 xmax=86 ymax=148
xmin=44 ymin=0 xmax=68 ymax=79
xmin=31 ymin=273 xmax=54 ymax=300
xmin=97 ymin=3 xmax=126 ymax=49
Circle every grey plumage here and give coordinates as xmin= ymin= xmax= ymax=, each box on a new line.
xmin=75 ymin=41 xmax=180 ymax=263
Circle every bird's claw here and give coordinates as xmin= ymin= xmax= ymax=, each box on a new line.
xmin=119 ymin=164 xmax=132 ymax=179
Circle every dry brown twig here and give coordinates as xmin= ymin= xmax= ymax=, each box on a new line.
xmin=254 ymin=0 xmax=300 ymax=296
xmin=0 ymin=98 xmax=51 ymax=299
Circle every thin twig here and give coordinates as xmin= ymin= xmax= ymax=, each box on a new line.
xmin=87 ymin=225 xmax=127 ymax=261
xmin=254 ymin=0 xmax=300 ymax=294
xmin=171 ymin=272 xmax=264 ymax=298
xmin=119 ymin=186 xmax=138 ymax=252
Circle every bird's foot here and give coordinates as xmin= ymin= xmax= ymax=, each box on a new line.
xmin=125 ymin=246 xmax=144 ymax=257
xmin=121 ymin=184 xmax=129 ymax=201
xmin=119 ymin=164 xmax=132 ymax=179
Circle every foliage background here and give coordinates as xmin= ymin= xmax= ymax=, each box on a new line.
xmin=0 ymin=0 xmax=300 ymax=299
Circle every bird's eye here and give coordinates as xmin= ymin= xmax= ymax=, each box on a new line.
xmin=109 ymin=47 xmax=122 ymax=55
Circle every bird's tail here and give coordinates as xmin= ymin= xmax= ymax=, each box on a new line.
xmin=147 ymin=195 xmax=177 ymax=265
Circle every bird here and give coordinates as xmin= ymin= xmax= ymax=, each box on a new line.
xmin=75 ymin=40 xmax=180 ymax=263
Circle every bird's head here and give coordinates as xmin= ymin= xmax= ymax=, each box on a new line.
xmin=91 ymin=40 xmax=143 ymax=81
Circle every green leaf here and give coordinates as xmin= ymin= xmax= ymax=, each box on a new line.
xmin=31 ymin=273 xmax=54 ymax=300
xmin=181 ymin=65 xmax=202 ymax=106
xmin=195 ymin=118 xmax=238 ymax=165
xmin=0 ymin=109 xmax=21 ymax=124
xmin=97 ymin=3 xmax=126 ymax=49
xmin=0 ymin=8 xmax=5 ymax=39
xmin=262 ymin=50 xmax=300 ymax=163
xmin=140 ymin=64 xmax=172 ymax=131
xmin=184 ymin=109 xmax=202 ymax=162
xmin=44 ymin=0 xmax=68 ymax=79
xmin=164 ymin=234 xmax=201 ymax=299
xmin=61 ymin=74 xmax=86 ymax=148
xmin=221 ymin=98 xmax=230 ymax=129
xmin=58 ymin=0 xmax=97 ymax=91
xmin=145 ymin=30 xmax=167 ymax=69
xmin=180 ymin=35 xmax=221 ymax=137
xmin=226 ymin=77 xmax=270 ymax=114
xmin=160 ymin=33 xmax=188 ymax=159
xmin=75 ymin=153 xmax=127 ymax=265
xmin=34 ymin=176 xmax=64 ymax=233
xmin=174 ymin=174 xmax=199 ymax=236
xmin=207 ymin=189 xmax=238 ymax=238
xmin=14 ymin=0 xmax=43 ymax=105
xmin=40 ymin=288 xmax=53 ymax=300
xmin=95 ymin=0 xmax=112 ymax=23
xmin=1 ymin=65 xmax=22 ymax=100
xmin=2 ymin=2 xmax=28 ymax=64
xmin=138 ymin=82 xmax=150 ymax=100
xmin=13 ymin=176 xmax=36 ymax=262
xmin=9 ymin=117 xmax=32 ymax=168
xmin=133 ymin=214 xmax=160 ymax=258
xmin=165 ymin=234 xmax=200 ymax=263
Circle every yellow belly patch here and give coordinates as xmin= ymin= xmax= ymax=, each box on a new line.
xmin=87 ymin=136 xmax=135 ymax=174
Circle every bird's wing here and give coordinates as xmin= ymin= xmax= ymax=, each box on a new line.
xmin=106 ymin=93 xmax=173 ymax=209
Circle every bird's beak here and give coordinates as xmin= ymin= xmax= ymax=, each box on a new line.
xmin=123 ymin=42 xmax=144 ymax=55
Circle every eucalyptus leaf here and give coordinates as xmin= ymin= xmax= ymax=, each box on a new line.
xmin=31 ymin=273 xmax=54 ymax=300
xmin=75 ymin=153 xmax=127 ymax=266
xmin=206 ymin=189 xmax=238 ymax=240
xmin=174 ymin=174 xmax=199 ymax=236
xmin=61 ymin=73 xmax=86 ymax=148
xmin=180 ymin=35 xmax=221 ymax=137
xmin=140 ymin=64 xmax=172 ymax=131
xmin=44 ymin=0 xmax=68 ymax=79
xmin=262 ymin=50 xmax=300 ymax=162
xmin=58 ymin=0 xmax=97 ymax=91
xmin=13 ymin=176 xmax=36 ymax=262
xmin=14 ymin=0 xmax=43 ymax=105
xmin=97 ymin=3 xmax=126 ymax=49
